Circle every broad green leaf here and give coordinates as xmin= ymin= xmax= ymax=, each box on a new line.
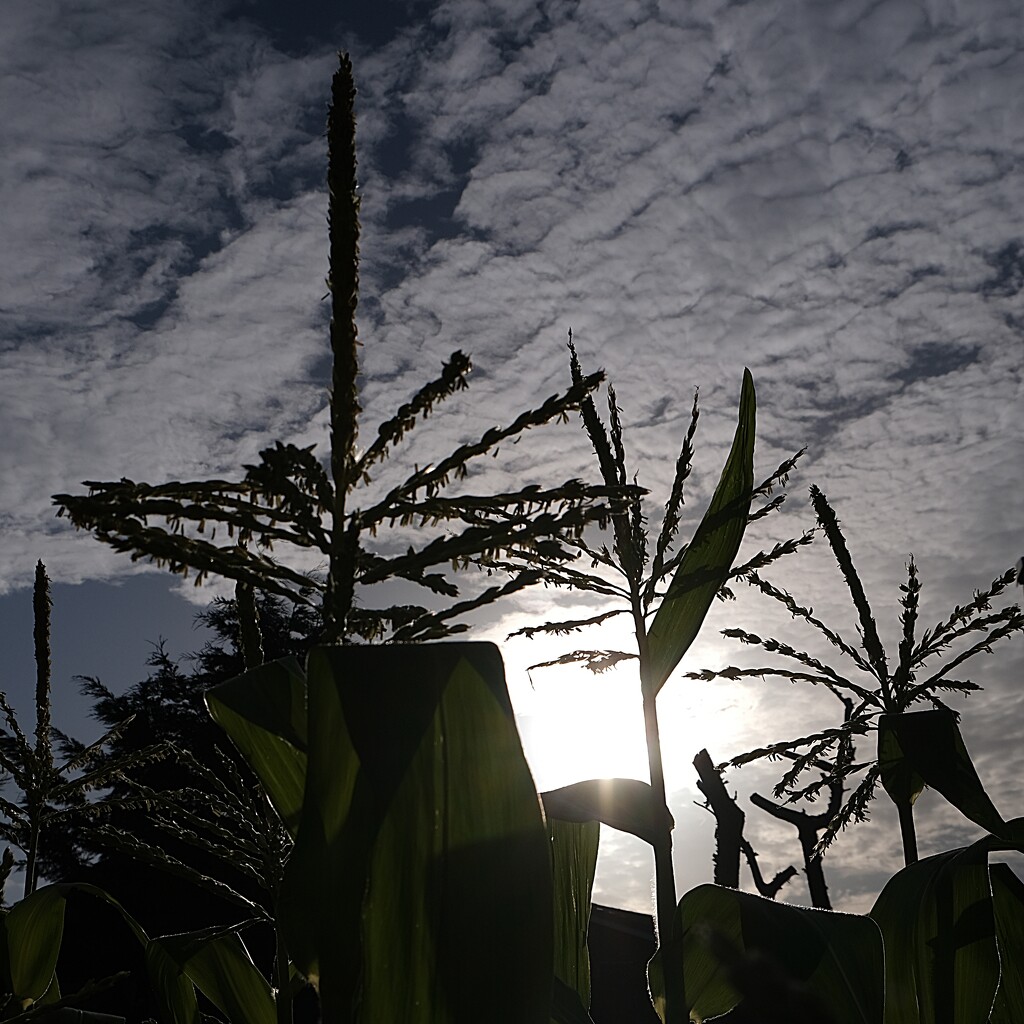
xmin=155 ymin=926 xmax=275 ymax=1024
xmin=205 ymin=656 xmax=308 ymax=837
xmin=879 ymin=710 xmax=1005 ymax=836
xmin=0 ymin=882 xmax=198 ymax=1024
xmin=3 ymin=885 xmax=65 ymax=1005
xmin=275 ymin=646 xmax=362 ymax=991
xmin=542 ymin=778 xmax=673 ymax=848
xmin=651 ymin=884 xmax=883 ymax=1024
xmin=146 ymin=942 xmax=201 ymax=1024
xmin=281 ymin=642 xmax=553 ymax=1024
xmin=870 ymin=837 xmax=1003 ymax=1024
xmin=990 ymin=864 xmax=1024 ymax=1022
xmin=646 ymin=369 xmax=756 ymax=694
xmin=549 ymin=818 xmax=600 ymax=1016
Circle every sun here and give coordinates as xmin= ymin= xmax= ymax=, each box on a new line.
xmin=505 ymin=631 xmax=763 ymax=798
xmin=511 ymin=665 xmax=652 ymax=792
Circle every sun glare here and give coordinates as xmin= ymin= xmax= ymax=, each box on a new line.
xmin=515 ymin=670 xmax=652 ymax=792
xmin=505 ymin=626 xmax=764 ymax=797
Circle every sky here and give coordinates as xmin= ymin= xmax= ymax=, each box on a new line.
xmin=1 ymin=0 xmax=1022 ymax=915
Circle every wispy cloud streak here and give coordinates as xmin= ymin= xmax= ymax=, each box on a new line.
xmin=1 ymin=0 xmax=1020 ymax=911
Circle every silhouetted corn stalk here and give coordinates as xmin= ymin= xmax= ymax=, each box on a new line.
xmin=698 ymin=486 xmax=1023 ymax=866
xmin=692 ymin=748 xmax=798 ymax=898
xmin=53 ymin=55 xmax=639 ymax=649
xmin=0 ymin=562 xmax=166 ymax=899
xmin=508 ymin=338 xmax=807 ymax=1023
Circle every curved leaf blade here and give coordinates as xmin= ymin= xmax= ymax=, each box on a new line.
xmin=1 ymin=882 xmax=199 ymax=1024
xmin=542 ymin=778 xmax=673 ymax=848
xmin=205 ymin=656 xmax=308 ymax=837
xmin=551 ymin=975 xmax=598 ymax=1024
xmin=880 ymin=709 xmax=1006 ymax=836
xmin=878 ymin=716 xmax=926 ymax=808
xmin=280 ymin=642 xmax=554 ymax=1024
xmin=154 ymin=926 xmax=275 ymax=1024
xmin=651 ymin=884 xmax=883 ymax=1024
xmin=990 ymin=863 xmax=1024 ymax=1021
xmin=549 ymin=818 xmax=600 ymax=1014
xmin=3 ymin=885 xmax=66 ymax=1005
xmin=646 ymin=369 xmax=756 ymax=694
xmin=870 ymin=837 xmax=1003 ymax=1024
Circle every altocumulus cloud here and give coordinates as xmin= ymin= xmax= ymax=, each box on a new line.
xmin=347 ymin=0 xmax=1023 ymax=910
xmin=1 ymin=0 xmax=336 ymax=585
xmin=0 ymin=0 xmax=1021 ymax=912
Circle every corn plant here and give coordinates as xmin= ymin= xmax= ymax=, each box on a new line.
xmin=47 ymin=584 xmax=320 ymax=1021
xmin=0 ymin=566 xmax=279 ymax=1022
xmin=196 ymin=63 xmax=1024 ymax=1024
xmin=0 ymin=563 xmax=165 ymax=901
xmin=697 ymin=484 xmax=1024 ymax=864
xmin=53 ymin=56 xmax=637 ymax=650
xmin=42 ymin=51 xmax=645 ymax=1024
xmin=30 ymin=47 xmax=1024 ymax=1024
xmin=660 ymin=485 xmax=1024 ymax=1021
xmin=500 ymin=338 xmax=808 ymax=1022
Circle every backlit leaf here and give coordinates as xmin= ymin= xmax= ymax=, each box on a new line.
xmin=650 ymin=884 xmax=883 ymax=1024
xmin=549 ymin=818 xmax=600 ymax=1015
xmin=205 ymin=656 xmax=308 ymax=837
xmin=646 ymin=369 xmax=756 ymax=694
xmin=279 ymin=642 xmax=553 ymax=1023
xmin=990 ymin=863 xmax=1024 ymax=1022
xmin=879 ymin=709 xmax=1005 ymax=836
xmin=0 ymin=882 xmax=198 ymax=1023
xmin=542 ymin=779 xmax=673 ymax=848
xmin=870 ymin=837 xmax=1005 ymax=1024
xmin=155 ymin=926 xmax=275 ymax=1024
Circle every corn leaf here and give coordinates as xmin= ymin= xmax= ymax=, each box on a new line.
xmin=879 ymin=709 xmax=1006 ymax=836
xmin=2 ymin=885 xmax=66 ymax=1005
xmin=0 ymin=882 xmax=198 ymax=1024
xmin=146 ymin=940 xmax=201 ymax=1024
xmin=549 ymin=819 xmax=600 ymax=1018
xmin=205 ymin=656 xmax=308 ymax=838
xmin=878 ymin=716 xmax=926 ymax=810
xmin=278 ymin=642 xmax=553 ymax=1023
xmin=645 ymin=369 xmax=756 ymax=694
xmin=542 ymin=779 xmax=673 ymax=848
xmin=990 ymin=863 xmax=1024 ymax=1021
xmin=551 ymin=975 xmax=598 ymax=1024
xmin=154 ymin=926 xmax=275 ymax=1024
xmin=869 ymin=834 xmax=1024 ymax=1024
xmin=649 ymin=883 xmax=883 ymax=1023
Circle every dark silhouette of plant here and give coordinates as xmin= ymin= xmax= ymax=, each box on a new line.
xmin=46 ymin=54 xmax=645 ymax=1024
xmin=695 ymin=485 xmax=1024 ymax=866
xmin=44 ymin=588 xmax=318 ymax=899
xmin=749 ymin=779 xmax=842 ymax=909
xmin=0 ymin=563 xmax=165 ymax=900
xmin=506 ymin=339 xmax=808 ymax=1023
xmin=690 ymin=711 xmax=851 ymax=909
xmin=38 ymin=587 xmax=322 ymax=1021
xmin=53 ymin=55 xmax=637 ymax=651
xmin=692 ymin=748 xmax=798 ymax=899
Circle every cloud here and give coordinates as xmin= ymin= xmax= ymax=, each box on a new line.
xmin=340 ymin=4 xmax=1023 ymax=660
xmin=2 ymin=0 xmax=1020 ymax=914
xmin=0 ymin=1 xmax=340 ymax=590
